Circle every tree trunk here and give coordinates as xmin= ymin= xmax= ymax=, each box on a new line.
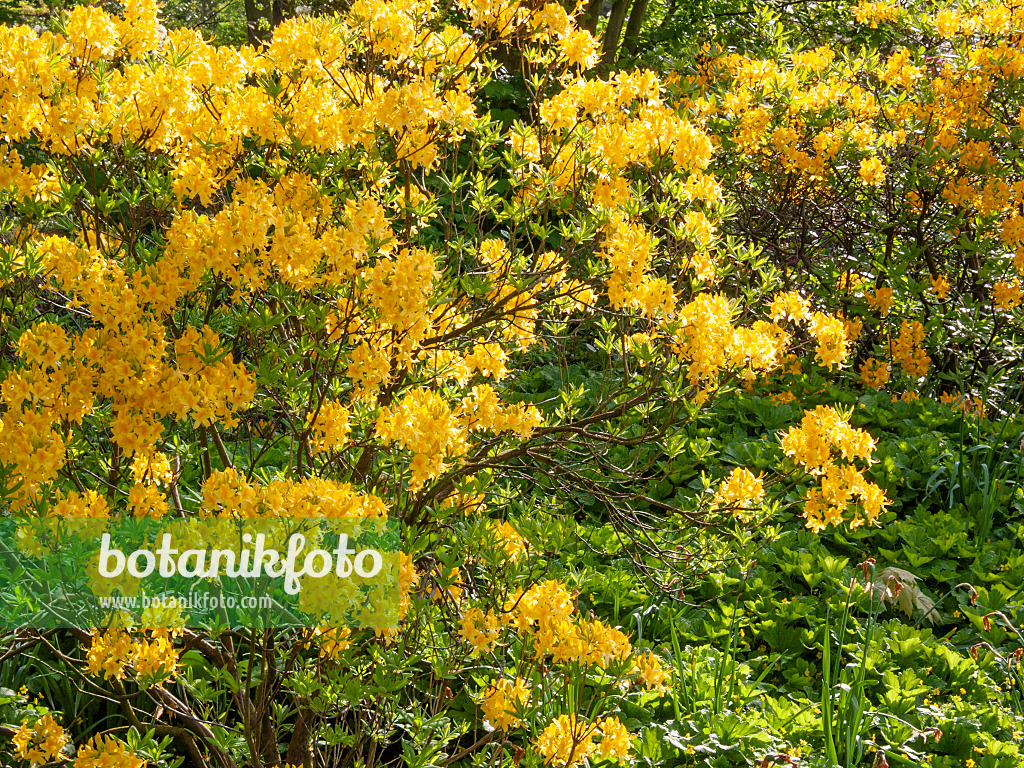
xmin=600 ymin=0 xmax=631 ymax=69
xmin=284 ymin=707 xmax=312 ymax=768
xmin=244 ymin=0 xmax=266 ymax=47
xmin=581 ymin=0 xmax=603 ymax=35
xmin=620 ymin=0 xmax=648 ymax=58
xmin=244 ymin=0 xmax=286 ymax=46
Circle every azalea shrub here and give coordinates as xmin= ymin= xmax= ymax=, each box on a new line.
xmin=685 ymin=0 xmax=1024 ymax=408
xmin=1 ymin=0 xmax=1023 ymax=767
xmin=0 ymin=0 xmax=860 ymax=764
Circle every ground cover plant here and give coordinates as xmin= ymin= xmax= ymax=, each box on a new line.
xmin=0 ymin=0 xmax=1023 ymax=766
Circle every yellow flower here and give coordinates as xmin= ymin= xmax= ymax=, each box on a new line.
xmin=865 ymin=286 xmax=894 ymax=315
xmin=781 ymin=406 xmax=887 ymax=530
xmin=939 ymin=391 xmax=985 ymax=418
xmin=515 ymin=580 xmax=576 ymax=627
xmin=859 ymin=358 xmax=890 ymax=390
xmin=632 ymin=651 xmax=671 ymax=694
xmin=535 ymin=715 xmax=598 ymax=768
xmin=992 ymin=278 xmax=1022 ymax=310
xmin=481 ymin=677 xmax=530 ymax=731
xmin=399 ymin=551 xmax=419 ymax=618
xmin=128 ymin=483 xmax=169 ymax=518
xmin=930 ymin=274 xmax=951 ymax=299
xmin=87 ymin=629 xmax=136 ymax=681
xmin=807 ymin=312 xmax=849 ymax=370
xmin=86 ymin=629 xmax=179 ymax=686
xmin=782 ymin=405 xmax=875 ymax=473
xmin=459 ymin=606 xmax=502 ymax=653
xmin=879 ymin=48 xmax=922 ymax=90
xmin=13 ymin=714 xmax=68 ymax=767
xmin=712 ymin=467 xmax=765 ymax=516
xmin=858 ymin=156 xmax=886 ymax=185
xmin=596 ymin=717 xmax=633 ymax=761
xmin=316 ymin=627 xmax=352 ymax=660
xmin=131 ymin=631 xmax=180 ymax=683
xmin=578 ymin=618 xmax=632 ymax=667
xmin=935 ymin=8 xmax=960 ymax=37
xmin=853 ymin=0 xmax=904 ymax=27
xmin=891 ymin=320 xmax=931 ymax=378
xmin=308 ymin=400 xmax=352 ymax=454
xmin=73 ymin=734 xmax=145 ymax=768
xmin=493 ymin=520 xmax=526 ymax=560
xmin=839 ymin=312 xmax=863 ymax=342
xmin=559 ymin=29 xmax=599 ymax=69
xmin=769 ymin=291 xmax=811 ymax=323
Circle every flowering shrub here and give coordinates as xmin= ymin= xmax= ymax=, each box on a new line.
xmin=0 ymin=0 xmax=839 ymax=763
xmin=3 ymin=0 xmax=1023 ymax=766
xmin=688 ymin=0 xmax=1024 ymax=405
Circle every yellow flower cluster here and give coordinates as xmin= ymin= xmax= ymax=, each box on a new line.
xmin=308 ymin=401 xmax=352 ymax=454
xmin=399 ymin=551 xmax=420 ymax=619
xmin=14 ymin=713 xmax=68 ymax=767
xmin=769 ymin=291 xmax=811 ymax=323
xmin=891 ymin=320 xmax=931 ymax=378
xmin=51 ymin=489 xmax=110 ymax=517
xmin=460 ymin=579 xmax=671 ymax=700
xmin=865 ymin=286 xmax=894 ymax=316
xmin=86 ymin=629 xmax=179 ymax=685
xmin=315 ymin=627 xmax=353 ymax=660
xmin=514 ymin=581 xmax=633 ymax=665
xmin=601 ymin=214 xmax=666 ymax=316
xmin=781 ymin=406 xmax=888 ymax=531
xmin=993 ymin=278 xmax=1022 ymax=310
xmin=73 ymin=735 xmax=145 ymax=768
xmin=858 ymin=156 xmax=886 ymax=185
xmin=840 ymin=312 xmax=864 ymax=343
xmin=128 ymin=483 xmax=170 ymax=518
xmin=672 ymin=294 xmax=789 ymax=402
xmin=806 ymin=312 xmax=850 ymax=370
xmin=931 ymin=274 xmax=951 ymax=299
xmin=379 ymin=390 xmax=460 ymax=465
xmin=765 ymin=291 xmax=850 ymax=372
xmin=492 ymin=520 xmax=526 ymax=560
xmin=462 ymin=577 xmax=657 ymax=761
xmin=853 ymin=1 xmax=905 ymax=28
xmin=781 ymin=406 xmax=875 ymax=474
xmin=458 ymin=605 xmax=504 ymax=652
xmin=879 ymin=48 xmax=922 ymax=91
xmin=481 ymin=677 xmax=530 ymax=731
xmin=859 ymin=358 xmax=891 ymax=390
xmin=940 ymin=391 xmax=986 ymax=418
xmin=535 ymin=714 xmax=632 ymax=767
xmin=712 ymin=467 xmax=765 ymax=519
xmin=201 ymin=467 xmax=387 ymax=517
xmin=375 ymin=386 xmax=542 ymax=492
xmin=632 ymin=651 xmax=672 ymax=693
